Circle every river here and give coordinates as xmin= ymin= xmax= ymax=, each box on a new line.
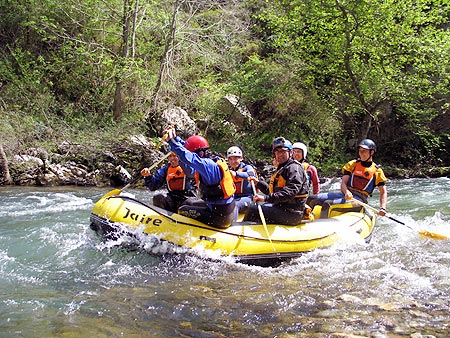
xmin=0 ymin=178 xmax=449 ymax=337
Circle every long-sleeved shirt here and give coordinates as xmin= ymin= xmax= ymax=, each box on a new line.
xmin=168 ymin=136 xmax=233 ymax=205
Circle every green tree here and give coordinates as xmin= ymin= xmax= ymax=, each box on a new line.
xmin=254 ymin=0 xmax=450 ymax=163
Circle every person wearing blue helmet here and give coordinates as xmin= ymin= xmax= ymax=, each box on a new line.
xmin=243 ymin=137 xmax=310 ymax=225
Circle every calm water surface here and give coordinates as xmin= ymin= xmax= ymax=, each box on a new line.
xmin=0 ymin=178 xmax=449 ymax=337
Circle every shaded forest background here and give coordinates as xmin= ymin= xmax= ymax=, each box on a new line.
xmin=1 ymin=0 xmax=449 ymax=180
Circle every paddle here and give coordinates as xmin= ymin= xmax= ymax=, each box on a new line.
xmin=120 ymin=134 xmax=170 ymax=191
xmin=121 ymin=151 xmax=172 ymax=191
xmin=351 ymin=199 xmax=449 ymax=240
xmin=248 ymin=170 xmax=276 ymax=251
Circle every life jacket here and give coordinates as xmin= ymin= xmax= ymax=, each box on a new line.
xmin=348 ymin=160 xmax=379 ymax=196
xmin=269 ymin=165 xmax=308 ymax=199
xmin=195 ymin=159 xmax=236 ymax=201
xmin=301 ymin=162 xmax=312 ymax=184
xmin=231 ymin=167 xmax=246 ymax=194
xmin=166 ymin=165 xmax=187 ymax=191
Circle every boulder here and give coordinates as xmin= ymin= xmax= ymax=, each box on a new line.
xmin=160 ymin=107 xmax=199 ymax=138
xmin=220 ymin=94 xmax=252 ymax=130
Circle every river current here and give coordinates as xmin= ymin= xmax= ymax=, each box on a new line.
xmin=0 ymin=178 xmax=449 ymax=337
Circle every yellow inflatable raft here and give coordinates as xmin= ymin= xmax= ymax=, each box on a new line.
xmin=90 ymin=189 xmax=376 ymax=265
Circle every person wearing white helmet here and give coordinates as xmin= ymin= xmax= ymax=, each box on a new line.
xmin=226 ymin=146 xmax=256 ymax=220
xmin=292 ymin=142 xmax=320 ymax=194
xmin=308 ymin=138 xmax=388 ymax=219
xmin=244 ymin=137 xmax=309 ymax=226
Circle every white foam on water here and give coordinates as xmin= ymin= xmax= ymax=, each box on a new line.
xmin=3 ymin=192 xmax=93 ymax=217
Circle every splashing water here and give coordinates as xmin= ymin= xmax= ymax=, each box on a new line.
xmin=0 ymin=180 xmax=449 ymax=337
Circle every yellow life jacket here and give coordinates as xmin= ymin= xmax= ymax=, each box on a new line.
xmin=166 ymin=165 xmax=187 ymax=191
xmin=269 ymin=168 xmax=308 ymax=198
xmin=301 ymin=162 xmax=310 ymax=171
xmin=195 ymin=159 xmax=236 ymax=201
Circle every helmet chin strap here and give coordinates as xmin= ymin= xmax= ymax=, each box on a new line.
xmin=360 ymin=150 xmax=374 ymax=162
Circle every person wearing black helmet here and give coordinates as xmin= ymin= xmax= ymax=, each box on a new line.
xmin=162 ymin=126 xmax=236 ymax=229
xmin=308 ymin=138 xmax=388 ymax=219
xmin=243 ymin=137 xmax=310 ymax=225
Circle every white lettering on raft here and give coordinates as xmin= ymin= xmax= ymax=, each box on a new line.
xmin=123 ymin=207 xmax=162 ymax=226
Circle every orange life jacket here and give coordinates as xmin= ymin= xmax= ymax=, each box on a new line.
xmin=231 ymin=167 xmax=246 ymax=194
xmin=348 ymin=160 xmax=378 ymax=196
xmin=195 ymin=159 xmax=236 ymax=201
xmin=166 ymin=165 xmax=187 ymax=191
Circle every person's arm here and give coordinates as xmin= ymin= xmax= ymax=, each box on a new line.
xmin=235 ymin=164 xmax=252 ymax=179
xmin=255 ymin=179 xmax=269 ymax=195
xmin=340 ymin=174 xmax=353 ymax=200
xmin=163 ymin=126 xmax=222 ymax=185
xmin=142 ymin=166 xmax=167 ymax=191
xmin=169 ymin=137 xmax=222 ymax=186
xmin=378 ymin=184 xmax=388 ymax=216
xmin=308 ymin=165 xmax=320 ymax=194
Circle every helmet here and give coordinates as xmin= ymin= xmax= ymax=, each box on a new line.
xmin=358 ymin=139 xmax=376 ymax=152
xmin=185 ymin=135 xmax=210 ymax=152
xmin=292 ymin=142 xmax=308 ymax=158
xmin=227 ymin=146 xmax=243 ymax=158
xmin=272 ymin=137 xmax=293 ymax=152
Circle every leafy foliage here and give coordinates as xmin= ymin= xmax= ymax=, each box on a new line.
xmin=0 ymin=0 xmax=449 ymax=173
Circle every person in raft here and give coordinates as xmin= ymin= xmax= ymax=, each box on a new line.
xmin=226 ymin=146 xmax=257 ymax=220
xmin=307 ymin=138 xmax=388 ymax=219
xmin=243 ymin=137 xmax=310 ymax=226
xmin=140 ymin=152 xmax=195 ymax=212
xmin=162 ymin=126 xmax=236 ymax=229
xmin=292 ymin=142 xmax=321 ymax=194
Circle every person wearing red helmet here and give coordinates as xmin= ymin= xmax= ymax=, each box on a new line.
xmin=162 ymin=127 xmax=236 ymax=229
xmin=243 ymin=137 xmax=309 ymax=225
xmin=308 ymin=138 xmax=388 ymax=219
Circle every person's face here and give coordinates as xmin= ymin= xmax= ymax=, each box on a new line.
xmin=168 ymin=153 xmax=179 ymax=167
xmin=292 ymin=148 xmax=304 ymax=161
xmin=358 ymin=147 xmax=373 ymax=161
xmin=274 ymin=147 xmax=290 ymax=164
xmin=228 ymin=156 xmax=242 ymax=169
xmin=272 ymin=157 xmax=278 ymax=167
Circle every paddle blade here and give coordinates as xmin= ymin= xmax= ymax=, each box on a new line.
xmin=418 ymin=230 xmax=449 ymax=240
xmin=100 ymin=189 xmax=122 ymax=199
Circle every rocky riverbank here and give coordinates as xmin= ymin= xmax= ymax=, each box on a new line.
xmin=1 ymin=133 xmax=449 ymax=188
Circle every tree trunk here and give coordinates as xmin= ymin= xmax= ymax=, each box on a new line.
xmin=0 ymin=145 xmax=12 ymax=185
xmin=150 ymin=0 xmax=182 ymax=115
xmin=113 ymin=0 xmax=133 ymax=121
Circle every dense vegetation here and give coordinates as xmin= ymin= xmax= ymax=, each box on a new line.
xmin=1 ymin=0 xmax=449 ymax=179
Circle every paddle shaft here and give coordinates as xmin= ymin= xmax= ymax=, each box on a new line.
xmin=351 ymin=199 xmax=406 ymax=225
xmin=250 ymin=179 xmax=275 ymax=251
xmin=122 ymin=151 xmax=172 ymax=191
xmin=352 ymin=199 xmax=449 ymax=240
